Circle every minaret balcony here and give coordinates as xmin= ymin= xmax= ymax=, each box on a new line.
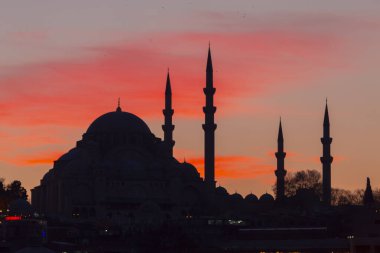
xmin=203 ymin=106 xmax=217 ymax=114
xmin=320 ymin=137 xmax=333 ymax=144
xmin=320 ymin=156 xmax=333 ymax=163
xmin=202 ymin=123 xmax=217 ymax=131
xmin=275 ymin=169 xmax=287 ymax=177
xmin=162 ymin=125 xmax=175 ymax=131
xmin=163 ymin=109 xmax=174 ymax=116
xmin=203 ymin=87 xmax=216 ymax=95
xmin=275 ymin=152 xmax=286 ymax=159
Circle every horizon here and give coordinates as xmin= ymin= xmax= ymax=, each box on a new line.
xmin=1 ymin=0 xmax=380 ymax=197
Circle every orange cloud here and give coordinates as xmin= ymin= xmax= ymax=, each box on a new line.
xmin=23 ymin=157 xmax=56 ymax=165
xmin=186 ymin=155 xmax=274 ymax=179
xmin=6 ymin=150 xmax=63 ymax=166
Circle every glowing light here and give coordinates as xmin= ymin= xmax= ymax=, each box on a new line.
xmin=5 ymin=216 xmax=22 ymax=221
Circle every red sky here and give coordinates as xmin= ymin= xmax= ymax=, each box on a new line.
xmin=0 ymin=0 xmax=380 ymax=197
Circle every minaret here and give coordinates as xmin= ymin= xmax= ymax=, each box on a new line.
xmin=203 ymin=45 xmax=217 ymax=188
xmin=275 ymin=119 xmax=287 ymax=201
xmin=321 ymin=101 xmax=333 ymax=205
xmin=116 ymin=98 xmax=122 ymax=112
xmin=363 ymin=177 xmax=375 ymax=206
xmin=162 ymin=70 xmax=175 ymax=156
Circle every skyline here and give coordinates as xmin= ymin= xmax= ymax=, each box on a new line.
xmin=1 ymin=0 xmax=380 ymax=196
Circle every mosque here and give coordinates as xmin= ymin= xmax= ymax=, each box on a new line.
xmin=31 ymin=47 xmax=223 ymax=223
xmin=30 ymin=47 xmax=374 ymax=227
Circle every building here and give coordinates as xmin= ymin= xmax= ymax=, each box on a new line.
xmin=31 ymin=48 xmax=222 ymax=226
xmin=30 ymin=48 xmax=380 ymax=253
xmin=31 ymin=46 xmax=280 ymax=227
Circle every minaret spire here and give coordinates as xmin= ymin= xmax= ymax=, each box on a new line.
xmin=278 ymin=118 xmax=284 ymax=148
xmin=363 ymin=177 xmax=375 ymax=206
xmin=321 ymin=100 xmax=333 ymax=205
xmin=203 ymin=45 xmax=217 ymax=188
xmin=116 ymin=97 xmax=122 ymax=112
xmin=323 ymin=99 xmax=330 ymax=134
xmin=275 ymin=118 xmax=287 ymax=201
xmin=162 ymin=70 xmax=175 ymax=156
xmin=165 ymin=70 xmax=171 ymax=95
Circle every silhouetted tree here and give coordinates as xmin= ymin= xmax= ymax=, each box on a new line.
xmin=0 ymin=179 xmax=28 ymax=211
xmin=6 ymin=180 xmax=27 ymax=200
xmin=374 ymin=189 xmax=380 ymax=203
xmin=0 ymin=178 xmax=6 ymax=210
xmin=272 ymin=169 xmax=368 ymax=206
xmin=272 ymin=169 xmax=322 ymax=198
xmin=332 ymin=189 xmax=363 ymax=205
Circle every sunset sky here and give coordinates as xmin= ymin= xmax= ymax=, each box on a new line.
xmin=0 ymin=0 xmax=380 ymax=197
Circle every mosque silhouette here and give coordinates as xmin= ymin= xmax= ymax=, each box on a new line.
xmin=28 ymin=47 xmax=380 ymax=252
xmin=31 ymin=46 xmax=374 ymax=219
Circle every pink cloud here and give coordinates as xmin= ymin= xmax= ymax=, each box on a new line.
xmin=0 ymin=29 xmax=345 ymax=128
xmin=0 ymin=27 xmax=350 ymax=194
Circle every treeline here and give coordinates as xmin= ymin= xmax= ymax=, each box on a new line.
xmin=0 ymin=179 xmax=28 ymax=211
xmin=272 ymin=169 xmax=376 ymax=205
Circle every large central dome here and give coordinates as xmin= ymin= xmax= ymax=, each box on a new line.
xmin=86 ymin=106 xmax=151 ymax=135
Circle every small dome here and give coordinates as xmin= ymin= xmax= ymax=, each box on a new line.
xmin=215 ymin=186 xmax=228 ymax=196
xmin=245 ymin=193 xmax=258 ymax=202
xmin=259 ymin=193 xmax=274 ymax=202
xmin=231 ymin=193 xmax=243 ymax=201
xmin=86 ymin=109 xmax=151 ymax=136
xmin=181 ymin=161 xmax=200 ymax=178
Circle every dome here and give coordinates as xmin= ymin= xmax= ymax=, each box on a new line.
xmin=259 ymin=193 xmax=274 ymax=202
xmin=215 ymin=186 xmax=228 ymax=196
xmin=181 ymin=161 xmax=200 ymax=178
xmin=245 ymin=193 xmax=258 ymax=202
xmin=231 ymin=193 xmax=243 ymax=201
xmin=86 ymin=107 xmax=151 ymax=136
